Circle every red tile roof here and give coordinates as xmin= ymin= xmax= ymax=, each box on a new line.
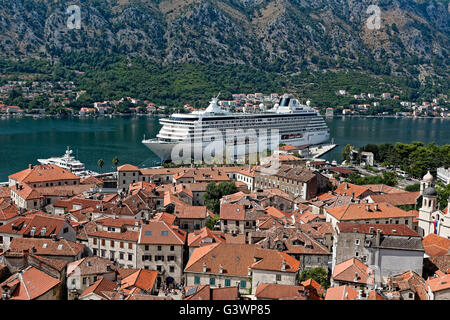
xmin=337 ymin=222 xmax=420 ymax=237
xmin=0 ymin=266 xmax=60 ymax=300
xmin=255 ymin=283 xmax=307 ymax=300
xmin=9 ymin=164 xmax=79 ymax=184
xmin=427 ymin=274 xmax=450 ymax=293
xmin=120 ymin=269 xmax=158 ymax=293
xmin=139 ymin=221 xmax=186 ymax=245
xmin=325 ymin=285 xmax=359 ymax=300
xmin=185 ymin=243 xmax=300 ymax=276
xmin=79 ymin=277 xmax=118 ymax=299
xmin=187 ymin=227 xmax=227 ymax=247
xmin=334 ymin=183 xmax=371 ymax=198
xmin=423 ymin=234 xmax=450 ymax=257
xmin=0 ymin=214 xmax=68 ymax=237
xmin=9 ymin=237 xmax=84 ymax=257
xmin=332 ymin=258 xmax=374 ymax=285
xmin=367 ymin=192 xmax=420 ymax=206
xmin=220 ymin=203 xmax=246 ymax=221
xmin=327 ymin=203 xmax=415 ymax=221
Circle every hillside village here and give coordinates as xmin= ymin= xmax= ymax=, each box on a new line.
xmin=1 ymin=83 xmax=448 ymax=119
xmin=0 ymin=151 xmax=449 ymax=301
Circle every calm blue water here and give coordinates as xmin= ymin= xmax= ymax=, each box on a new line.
xmin=0 ymin=115 xmax=448 ymax=181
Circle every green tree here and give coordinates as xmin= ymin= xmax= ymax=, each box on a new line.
xmin=203 ymin=181 xmax=238 ymax=214
xmin=97 ymin=158 xmax=104 ymax=173
xmin=298 ymin=267 xmax=330 ymax=289
xmin=436 ymin=181 xmax=450 ymax=210
xmin=112 ymin=156 xmax=119 ymax=169
xmin=206 ymin=214 xmax=220 ymax=230
xmin=342 ymin=144 xmax=352 ymax=162
xmin=405 ymin=184 xmax=420 ymax=192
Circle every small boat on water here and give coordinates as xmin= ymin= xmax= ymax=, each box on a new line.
xmin=37 ymin=146 xmax=98 ymax=178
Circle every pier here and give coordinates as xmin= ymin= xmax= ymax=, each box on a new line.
xmin=309 ymin=143 xmax=337 ymax=159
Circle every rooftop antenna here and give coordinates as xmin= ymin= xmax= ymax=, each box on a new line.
xmin=215 ymin=92 xmax=221 ymax=100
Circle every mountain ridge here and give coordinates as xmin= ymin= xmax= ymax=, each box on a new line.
xmin=0 ymin=0 xmax=448 ymax=80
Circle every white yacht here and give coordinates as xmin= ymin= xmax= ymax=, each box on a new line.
xmin=142 ymin=94 xmax=330 ymax=162
xmin=37 ymin=147 xmax=98 ymax=177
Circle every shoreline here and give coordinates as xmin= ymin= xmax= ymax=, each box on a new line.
xmin=1 ymin=113 xmax=449 ymax=121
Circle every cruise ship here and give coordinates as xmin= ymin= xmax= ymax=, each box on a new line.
xmin=142 ymin=94 xmax=330 ymax=162
xmin=37 ymin=147 xmax=98 ymax=177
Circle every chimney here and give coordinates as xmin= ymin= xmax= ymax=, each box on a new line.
xmin=281 ymin=260 xmax=286 ymax=271
xmin=365 ymin=205 xmax=370 ymax=212
xmin=353 ymin=228 xmax=357 ymax=233
xmin=354 ymin=272 xmax=359 ymax=282
xmin=203 ymin=263 xmax=207 ymax=273
xmin=369 ymin=227 xmax=374 ymax=234
xmin=28 ymin=164 xmax=33 ymax=169
xmin=351 ymin=192 xmax=355 ymax=199
xmin=374 ymin=204 xmax=378 ymax=211
xmin=248 ymin=267 xmax=252 ymax=276
xmin=345 ymin=183 xmax=349 ymax=190
xmin=376 ymin=229 xmax=382 ymax=246
xmin=219 ymin=264 xmax=223 ymax=274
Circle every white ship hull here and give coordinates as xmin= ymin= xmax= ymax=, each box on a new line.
xmin=143 ymin=94 xmax=331 ymax=162
xmin=143 ymin=131 xmax=330 ymax=162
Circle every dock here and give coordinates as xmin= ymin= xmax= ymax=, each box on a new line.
xmin=309 ymin=143 xmax=337 ymax=159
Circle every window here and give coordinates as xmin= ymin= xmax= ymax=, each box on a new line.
xmin=355 ymin=252 xmax=359 ymax=257
xmin=170 ymin=245 xmax=174 ymax=251
xmin=120 ymin=242 xmax=124 ymax=249
xmin=128 ymin=254 xmax=132 ymax=261
xmin=144 ymin=231 xmax=152 ymax=236
xmin=0 ymin=236 xmax=3 ymax=244
xmin=194 ymin=276 xmax=200 ymax=284
xmin=93 ymin=238 xmax=97 ymax=245
xmin=236 ymin=221 xmax=240 ymax=227
xmin=240 ymin=280 xmax=246 ymax=288
xmin=157 ymin=245 xmax=162 ymax=251
xmin=276 ymin=274 xmax=281 ymax=281
xmin=82 ymin=277 xmax=86 ymax=285
xmin=101 ymin=239 xmax=105 ymax=246
xmin=63 ymin=227 xmax=69 ymax=233
xmin=169 ymin=266 xmax=175 ymax=273
xmin=209 ymin=278 xmax=215 ymax=285
xmin=145 ymin=245 xmax=149 ymax=251
xmin=168 ymin=255 xmax=175 ymax=261
xmin=223 ymin=220 xmax=228 ymax=226
xmin=161 ymin=231 xmax=168 ymax=236
xmin=119 ymin=252 xmax=124 ymax=260
xmin=93 ymin=248 xmax=98 ymax=256
xmin=110 ymin=240 xmax=114 ymax=247
xmin=157 ymin=265 xmax=162 ymax=272
xmin=128 ymin=243 xmax=132 ymax=249
xmin=355 ymin=239 xmax=360 ymax=245
xmin=225 ymin=279 xmax=231 ymax=287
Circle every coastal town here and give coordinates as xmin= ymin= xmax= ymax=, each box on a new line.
xmin=0 ymin=146 xmax=449 ymax=301
xmin=1 ymin=82 xmax=449 ymax=119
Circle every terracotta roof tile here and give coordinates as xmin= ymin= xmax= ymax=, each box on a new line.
xmin=255 ymin=283 xmax=308 ymax=300
xmin=327 ymin=202 xmax=415 ymax=221
xmin=0 ymin=266 xmax=60 ymax=300
xmin=9 ymin=164 xmax=79 ymax=184
xmin=139 ymin=221 xmax=186 ymax=245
